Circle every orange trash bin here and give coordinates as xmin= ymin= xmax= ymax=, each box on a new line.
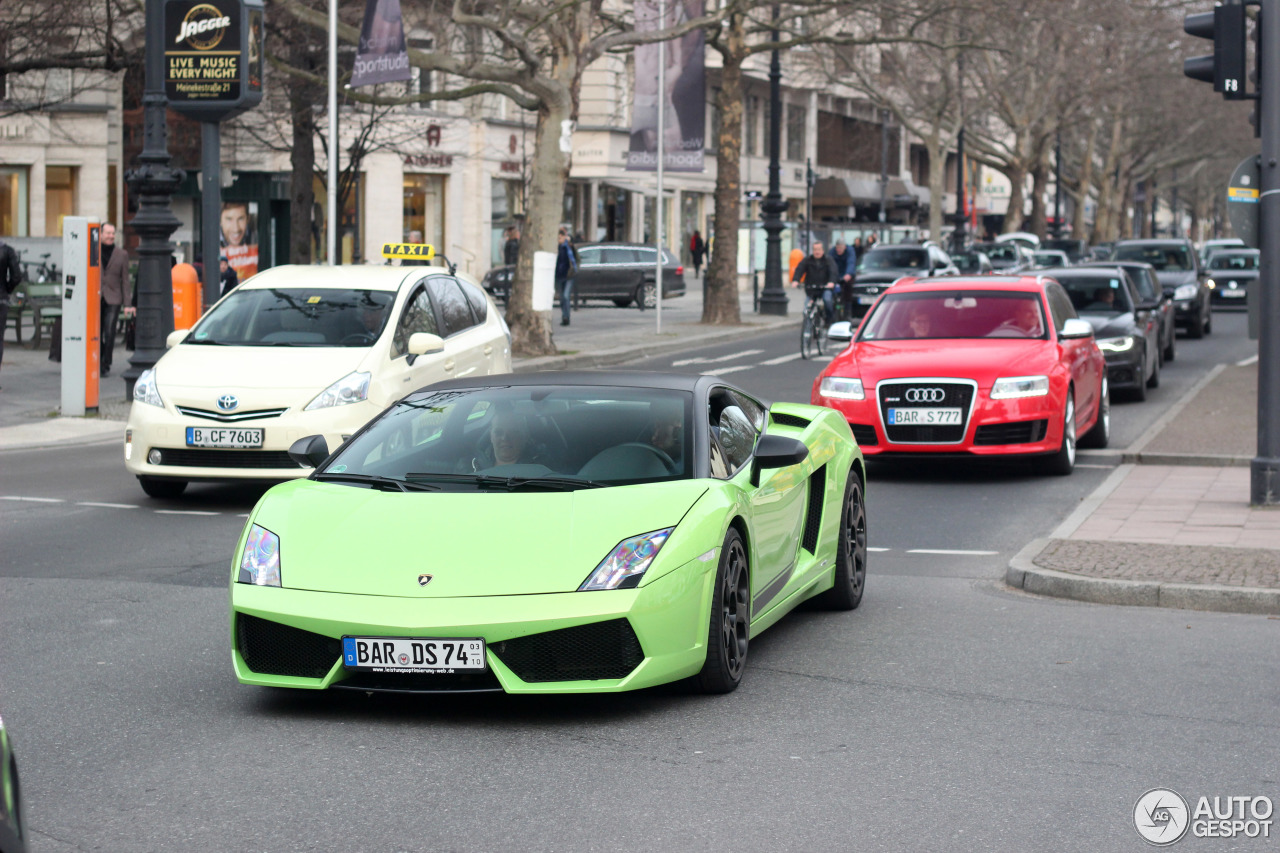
xmin=172 ymin=263 xmax=203 ymax=330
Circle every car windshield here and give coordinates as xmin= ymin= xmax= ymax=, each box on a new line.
xmin=1113 ymin=244 xmax=1195 ymax=272
xmin=1053 ymin=275 xmax=1132 ymax=315
xmin=1032 ymin=251 xmax=1065 ymax=265
xmin=858 ymin=291 xmax=1048 ymax=341
xmin=974 ymin=243 xmax=1022 ymax=264
xmin=857 ymin=248 xmax=928 ymax=272
xmin=952 ymin=252 xmax=985 ymax=272
xmin=1208 ymin=253 xmax=1259 ymax=271
xmin=188 ymin=288 xmax=394 ymax=347
xmin=321 ymin=385 xmax=694 ymax=490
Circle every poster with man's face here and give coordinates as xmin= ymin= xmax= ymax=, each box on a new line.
xmin=221 ymin=200 xmax=258 ymax=281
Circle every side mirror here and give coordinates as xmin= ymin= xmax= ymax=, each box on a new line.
xmin=166 ymin=329 xmax=187 ymax=349
xmin=1059 ymin=318 xmax=1094 ymax=340
xmin=827 ymin=321 xmax=855 ymax=345
xmin=289 ymin=434 xmax=330 ymax=469
xmin=1137 ymin=299 xmax=1160 ymax=311
xmin=408 ymin=332 xmax=444 ymax=356
xmin=750 ymin=433 xmax=809 ymax=486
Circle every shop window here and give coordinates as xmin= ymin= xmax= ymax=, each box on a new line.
xmin=45 ymin=166 xmax=76 ymax=236
xmin=744 ymin=95 xmax=759 ymax=157
xmin=403 ymin=173 xmax=445 ymax=249
xmin=407 ymin=37 xmax=432 ymax=109
xmin=0 ymin=166 xmax=29 ymax=236
xmin=312 ymin=174 xmax=364 ymax=264
xmin=786 ymin=105 xmax=806 ymax=162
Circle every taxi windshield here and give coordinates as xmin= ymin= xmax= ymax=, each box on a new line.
xmin=188 ymin=288 xmax=394 ymax=346
xmin=859 ymin=292 xmax=1048 ymax=341
xmin=321 ymin=386 xmax=694 ymax=490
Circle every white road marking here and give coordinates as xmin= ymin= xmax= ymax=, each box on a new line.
xmin=672 ymin=349 xmax=763 ymax=367
xmin=703 ymin=365 xmax=754 ymax=375
xmin=868 ymin=547 xmax=891 ymax=552
xmin=1 ymin=496 xmax=65 ymax=503
xmin=1074 ymin=464 xmax=1115 ymax=470
xmin=761 ymin=352 xmax=804 ymax=366
xmin=155 ymin=510 xmax=221 ymax=516
xmin=76 ymin=502 xmax=139 ymax=509
xmin=1237 ymin=354 xmax=1259 ymax=367
xmin=907 ymin=549 xmax=999 ymax=556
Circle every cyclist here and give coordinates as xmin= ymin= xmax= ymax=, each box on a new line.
xmin=790 ymin=241 xmax=839 ymax=322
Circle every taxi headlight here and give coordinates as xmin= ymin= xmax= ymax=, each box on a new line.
xmin=579 ymin=528 xmax=673 ymax=591
xmin=990 ymin=375 xmax=1050 ymax=399
xmin=133 ymin=368 xmax=165 ymax=408
xmin=819 ymin=376 xmax=865 ymax=400
xmin=238 ymin=524 xmax=281 ymax=587
xmin=1174 ymin=283 xmax=1199 ymax=301
xmin=304 ymin=371 xmax=371 ymax=411
xmin=1097 ymin=336 xmax=1136 ymax=353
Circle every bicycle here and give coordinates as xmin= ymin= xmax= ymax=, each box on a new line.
xmin=21 ymin=252 xmax=59 ymax=283
xmin=800 ymin=288 xmax=831 ymax=360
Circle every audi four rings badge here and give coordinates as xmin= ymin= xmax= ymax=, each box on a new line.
xmin=904 ymin=388 xmax=946 ymax=403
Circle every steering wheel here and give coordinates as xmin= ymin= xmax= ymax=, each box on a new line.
xmin=340 ymin=332 xmax=375 ymax=346
xmin=615 ymin=441 xmax=677 ymax=473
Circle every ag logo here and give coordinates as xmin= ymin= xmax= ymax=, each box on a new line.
xmin=417 ymin=574 xmax=433 ymax=587
xmin=1134 ymin=788 xmax=1190 ymax=845
xmin=176 ymin=4 xmax=231 ymax=50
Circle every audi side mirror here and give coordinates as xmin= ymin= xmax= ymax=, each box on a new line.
xmin=827 ymin=321 xmax=854 ymax=345
xmin=1059 ymin=318 xmax=1094 ymax=340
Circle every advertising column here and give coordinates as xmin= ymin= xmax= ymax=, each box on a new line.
xmin=60 ymin=216 xmax=102 ymax=416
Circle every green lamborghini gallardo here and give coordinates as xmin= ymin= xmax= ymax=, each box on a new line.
xmin=231 ymin=371 xmax=866 ymax=695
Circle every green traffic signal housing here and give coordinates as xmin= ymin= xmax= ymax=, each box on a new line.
xmin=1185 ymin=3 xmax=1249 ymax=99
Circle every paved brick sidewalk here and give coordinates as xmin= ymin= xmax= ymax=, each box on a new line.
xmin=1032 ymin=539 xmax=1280 ymax=588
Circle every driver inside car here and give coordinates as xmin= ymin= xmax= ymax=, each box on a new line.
xmin=645 ymin=399 xmax=683 ymax=468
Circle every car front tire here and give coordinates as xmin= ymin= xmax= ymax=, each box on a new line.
xmin=1079 ymin=377 xmax=1110 ymax=449
xmin=696 ymin=528 xmax=749 ymax=694
xmin=636 ymin=280 xmax=657 ymax=311
xmin=138 ymin=476 xmax=188 ymax=499
xmin=1042 ymin=392 xmax=1076 ymax=476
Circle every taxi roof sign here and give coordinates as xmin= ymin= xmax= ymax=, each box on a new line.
xmin=381 ymin=242 xmax=436 ymax=260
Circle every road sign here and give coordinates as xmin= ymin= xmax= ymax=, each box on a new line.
xmin=1227 ymin=154 xmax=1261 ymax=248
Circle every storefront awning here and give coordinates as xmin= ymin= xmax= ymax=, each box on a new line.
xmin=602 ymin=179 xmax=677 ymax=198
xmin=813 ymin=177 xmax=884 ymax=206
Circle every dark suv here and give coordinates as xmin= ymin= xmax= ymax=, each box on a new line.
xmin=481 ymin=242 xmax=686 ymax=310
xmin=847 ymin=244 xmax=958 ymax=319
xmin=1111 ymin=239 xmax=1211 ymax=338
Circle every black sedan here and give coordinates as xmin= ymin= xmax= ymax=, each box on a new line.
xmin=1112 ymin=238 xmax=1212 ymax=338
xmin=1044 ymin=267 xmax=1162 ymax=401
xmin=972 ymin=241 xmax=1035 ymax=273
xmin=1203 ymin=248 xmax=1258 ymax=306
xmin=1080 ymin=260 xmax=1176 ymax=364
xmin=846 ymin=244 xmax=959 ymax=319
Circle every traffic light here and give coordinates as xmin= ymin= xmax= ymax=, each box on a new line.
xmin=1184 ymin=3 xmax=1248 ymax=99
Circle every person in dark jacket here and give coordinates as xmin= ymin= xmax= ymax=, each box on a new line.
xmin=830 ymin=238 xmax=857 ymax=320
xmin=556 ymin=227 xmax=577 ymax=326
xmin=690 ymin=230 xmax=706 ymax=277
xmin=219 ymin=256 xmax=240 ymax=299
xmin=790 ymin=241 xmax=840 ymax=322
xmin=99 ymin=222 xmax=132 ymax=376
xmin=503 ymin=227 xmax=521 ymax=267
xmin=0 ymin=238 xmax=23 ymax=389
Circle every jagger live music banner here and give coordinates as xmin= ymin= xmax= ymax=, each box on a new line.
xmin=165 ymin=0 xmax=243 ymax=103
xmin=350 ymin=0 xmax=412 ymax=88
xmin=626 ymin=0 xmax=705 ymax=173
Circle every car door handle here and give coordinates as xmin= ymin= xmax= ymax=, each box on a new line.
xmin=484 ymin=345 xmax=493 ymax=355
xmin=444 ymin=359 xmax=455 ymax=371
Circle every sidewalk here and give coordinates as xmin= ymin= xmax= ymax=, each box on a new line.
xmin=0 ymin=277 xmax=804 ymax=446
xmin=1007 ymin=360 xmax=1280 ymax=615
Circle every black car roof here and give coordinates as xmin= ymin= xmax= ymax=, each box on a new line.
xmin=1040 ymin=267 xmax=1128 ymax=280
xmin=1114 ymin=238 xmax=1193 ymax=247
xmin=412 ymin=369 xmax=727 ymax=396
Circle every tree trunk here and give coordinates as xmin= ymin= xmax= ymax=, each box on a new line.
xmin=1119 ymin=175 xmax=1135 ymax=239
xmin=1071 ymin=122 xmax=1097 ymax=240
xmin=505 ymin=101 xmax=567 ymax=356
xmin=1003 ymin=162 xmax=1027 ymax=233
xmin=1026 ymin=145 xmax=1049 ymax=239
xmin=704 ymin=33 xmax=746 ymax=325
xmin=288 ymin=94 xmax=316 ymax=265
xmin=926 ymin=131 xmax=946 ymax=243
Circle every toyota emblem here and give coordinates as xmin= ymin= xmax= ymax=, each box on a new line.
xmin=417 ymin=574 xmax=433 ymax=587
xmin=216 ymin=394 xmax=239 ymax=412
xmin=904 ymin=387 xmax=946 ymax=404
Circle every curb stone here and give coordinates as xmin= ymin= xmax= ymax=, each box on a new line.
xmin=1006 ymin=538 xmax=1280 ymax=615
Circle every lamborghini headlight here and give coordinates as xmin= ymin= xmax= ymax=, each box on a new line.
xmin=579 ymin=528 xmax=674 ymax=591
xmin=1174 ymin=283 xmax=1199 ymax=301
xmin=990 ymin=375 xmax=1050 ymax=399
xmin=304 ymin=371 xmax=371 ymax=411
xmin=819 ymin=376 xmax=865 ymax=400
xmin=1096 ymin=336 xmax=1137 ymax=353
xmin=238 ymin=524 xmax=281 ymax=587
xmin=133 ymin=367 xmax=165 ymax=408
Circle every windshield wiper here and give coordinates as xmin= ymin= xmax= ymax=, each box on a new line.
xmin=184 ymin=338 xmax=226 ymax=345
xmin=312 ymin=472 xmax=438 ymax=492
xmin=404 ymin=472 xmax=604 ymax=491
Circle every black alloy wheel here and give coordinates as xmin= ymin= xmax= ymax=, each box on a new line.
xmin=816 ymin=470 xmax=867 ymax=610
xmin=1042 ymin=392 xmax=1076 ymax=476
xmin=1131 ymin=355 xmax=1148 ymax=402
xmin=1204 ymin=303 xmax=1213 ymax=334
xmin=1147 ymin=349 xmax=1160 ymax=389
xmin=1079 ymin=377 xmax=1110 ymax=449
xmin=697 ymin=528 xmax=749 ymax=693
xmin=1187 ymin=306 xmax=1205 ymax=339
xmin=636 ymin=280 xmax=657 ymax=310
xmin=1164 ymin=325 xmax=1176 ymax=362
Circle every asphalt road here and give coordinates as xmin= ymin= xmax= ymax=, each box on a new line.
xmin=2 ymin=309 xmax=1276 ymax=852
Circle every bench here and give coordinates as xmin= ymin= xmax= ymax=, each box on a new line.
xmin=7 ymin=281 xmax=63 ymax=349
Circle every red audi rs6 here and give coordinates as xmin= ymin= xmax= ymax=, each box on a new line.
xmin=811 ymin=276 xmax=1109 ymax=475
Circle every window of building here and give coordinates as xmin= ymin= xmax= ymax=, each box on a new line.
xmin=407 ymin=37 xmax=431 ymax=109
xmin=313 ymin=174 xmax=364 ymax=263
xmin=0 ymin=166 xmax=29 ymax=236
xmin=744 ymin=95 xmax=759 ymax=157
xmin=786 ymin=104 xmax=806 ymax=162
xmin=403 ymin=172 xmax=445 ymax=249
xmin=45 ymin=166 xmax=76 ymax=236
xmin=816 ymin=111 xmax=900 ymax=174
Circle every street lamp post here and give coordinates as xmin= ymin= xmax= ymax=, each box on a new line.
xmin=123 ymin=0 xmax=185 ymax=399
xmin=757 ymin=5 xmax=788 ymax=316
xmin=878 ymin=108 xmax=889 ymax=243
xmin=1053 ymin=132 xmax=1063 ymax=239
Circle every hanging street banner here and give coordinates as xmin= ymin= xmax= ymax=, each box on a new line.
xmin=350 ymin=0 xmax=412 ymax=88
xmin=164 ymin=0 xmax=264 ymax=121
xmin=626 ymin=0 xmax=706 ymax=173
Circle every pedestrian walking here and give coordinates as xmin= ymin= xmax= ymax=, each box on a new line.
xmin=219 ymin=255 xmax=240 ymax=299
xmin=504 ymin=227 xmax=521 ymax=267
xmin=689 ymin=230 xmax=706 ymax=277
xmin=830 ymin=238 xmax=857 ymax=320
xmin=790 ymin=241 xmax=839 ymax=322
xmin=99 ymin=222 xmax=132 ymax=377
xmin=0 ymin=237 xmax=24 ymax=390
xmin=556 ymin=227 xmax=578 ymax=327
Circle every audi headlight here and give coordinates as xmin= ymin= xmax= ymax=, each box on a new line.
xmin=133 ymin=367 xmax=165 ymax=408
xmin=1174 ymin=284 xmax=1199 ymax=301
xmin=238 ymin=524 xmax=281 ymax=587
xmin=579 ymin=528 xmax=673 ymax=591
xmin=990 ymin=375 xmax=1050 ymax=399
xmin=819 ymin=376 xmax=865 ymax=400
xmin=304 ymin=371 xmax=371 ymax=411
xmin=1096 ymin=336 xmax=1136 ymax=353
